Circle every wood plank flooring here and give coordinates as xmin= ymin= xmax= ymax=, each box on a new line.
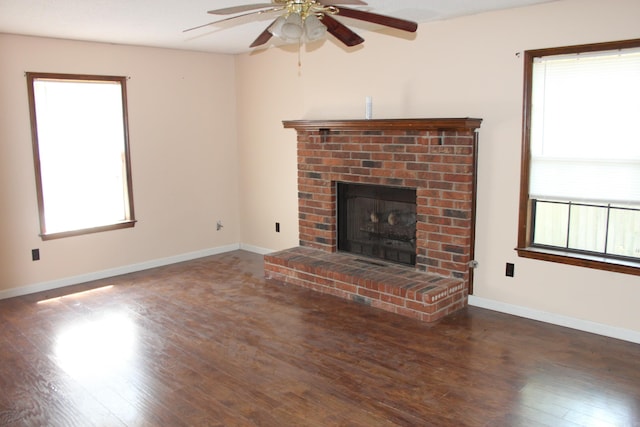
xmin=0 ymin=250 xmax=639 ymax=426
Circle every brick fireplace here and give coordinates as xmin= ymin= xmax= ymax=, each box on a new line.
xmin=264 ymin=118 xmax=482 ymax=322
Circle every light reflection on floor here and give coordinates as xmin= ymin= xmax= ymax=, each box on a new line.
xmin=38 ymin=285 xmax=114 ymax=304
xmin=52 ymin=309 xmax=145 ymax=423
xmin=54 ymin=311 xmax=137 ymax=381
xmin=520 ymin=370 xmax=637 ymax=426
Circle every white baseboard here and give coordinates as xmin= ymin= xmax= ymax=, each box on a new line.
xmin=0 ymin=243 xmax=242 ymax=301
xmin=468 ymin=295 xmax=640 ymax=344
xmin=239 ymin=243 xmax=276 ymax=255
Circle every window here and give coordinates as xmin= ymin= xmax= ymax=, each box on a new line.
xmin=27 ymin=73 xmax=135 ymax=240
xmin=518 ymin=39 xmax=640 ymax=275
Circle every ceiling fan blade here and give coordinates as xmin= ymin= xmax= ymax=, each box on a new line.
xmin=249 ymin=21 xmax=276 ymax=47
xmin=208 ymin=3 xmax=274 ymax=15
xmin=334 ymin=6 xmax=418 ymax=32
xmin=183 ymin=7 xmax=283 ymax=32
xmin=321 ymin=14 xmax=364 ymax=47
xmin=329 ymin=0 xmax=368 ymax=4
xmin=183 ymin=20 xmax=222 ymax=33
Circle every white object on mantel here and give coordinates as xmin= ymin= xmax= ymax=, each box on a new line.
xmin=365 ymin=96 xmax=372 ymax=120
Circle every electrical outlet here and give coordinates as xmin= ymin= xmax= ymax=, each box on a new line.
xmin=505 ymin=262 xmax=515 ymax=277
xmin=32 ymin=248 xmax=40 ymax=261
xmin=275 ymin=222 xmax=280 ymax=233
xmin=216 ymin=220 xmax=223 ymax=231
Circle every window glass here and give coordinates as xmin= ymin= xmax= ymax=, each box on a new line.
xmin=607 ymin=207 xmax=640 ymax=258
xmin=567 ymin=204 xmax=607 ymax=253
xmin=532 ymin=201 xmax=568 ymax=247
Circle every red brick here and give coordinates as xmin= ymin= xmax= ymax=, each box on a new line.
xmin=395 ymin=307 xmax=423 ymax=320
xmin=350 ymin=168 xmax=372 ymax=176
xmin=406 ymin=300 xmax=437 ymax=314
xmin=371 ymin=300 xmax=399 ymax=314
xmin=371 ymin=152 xmax=394 ymax=161
xmin=358 ymin=287 xmax=381 ymax=301
xmin=351 ymin=152 xmax=371 ymax=160
xmin=380 ymin=293 xmax=406 ymax=307
xmin=394 ymin=153 xmax=417 ymax=162
xmin=335 ymin=281 xmax=358 ymax=294
xmin=382 ymin=144 xmax=405 ymax=153
xmin=442 ymin=191 xmax=470 ymax=201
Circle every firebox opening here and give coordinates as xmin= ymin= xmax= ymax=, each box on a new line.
xmin=337 ymin=182 xmax=417 ymax=266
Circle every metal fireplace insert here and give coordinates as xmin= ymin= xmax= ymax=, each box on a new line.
xmin=337 ymin=182 xmax=417 ymax=266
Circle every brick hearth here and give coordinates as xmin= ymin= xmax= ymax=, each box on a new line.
xmin=264 ymin=247 xmax=467 ymax=322
xmin=265 ymin=118 xmax=482 ymax=323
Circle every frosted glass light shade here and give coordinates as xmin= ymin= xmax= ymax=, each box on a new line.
xmin=281 ymin=13 xmax=303 ymax=40
xmin=268 ymin=15 xmax=286 ymax=38
xmin=304 ymin=14 xmax=327 ymax=41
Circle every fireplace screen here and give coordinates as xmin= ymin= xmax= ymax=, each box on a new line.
xmin=337 ymin=182 xmax=417 ymax=266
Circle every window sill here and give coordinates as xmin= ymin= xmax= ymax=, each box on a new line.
xmin=516 ymin=246 xmax=640 ymax=276
xmin=40 ymin=220 xmax=136 ymax=241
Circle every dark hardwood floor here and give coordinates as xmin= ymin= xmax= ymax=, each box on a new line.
xmin=1 ymin=250 xmax=639 ymax=426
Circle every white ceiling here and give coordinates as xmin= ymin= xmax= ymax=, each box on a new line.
xmin=0 ymin=0 xmax=555 ymax=54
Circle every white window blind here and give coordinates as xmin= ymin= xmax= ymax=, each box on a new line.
xmin=529 ymin=47 xmax=640 ymax=204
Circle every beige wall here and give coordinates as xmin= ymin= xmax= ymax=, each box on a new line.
xmin=235 ymin=0 xmax=640 ymax=334
xmin=0 ymin=35 xmax=240 ymax=294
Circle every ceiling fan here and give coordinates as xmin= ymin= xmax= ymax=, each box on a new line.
xmin=184 ymin=0 xmax=418 ymax=49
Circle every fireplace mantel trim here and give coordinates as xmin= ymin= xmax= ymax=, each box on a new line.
xmin=283 ymin=118 xmax=482 ymax=132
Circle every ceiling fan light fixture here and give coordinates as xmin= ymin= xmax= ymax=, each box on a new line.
xmin=268 ymin=15 xmax=287 ymax=38
xmin=281 ymin=12 xmax=304 ymax=40
xmin=304 ymin=14 xmax=327 ymax=41
xmin=194 ymin=1 xmax=418 ymax=50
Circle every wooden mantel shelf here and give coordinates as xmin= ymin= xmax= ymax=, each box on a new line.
xmin=282 ymin=118 xmax=483 ymax=132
